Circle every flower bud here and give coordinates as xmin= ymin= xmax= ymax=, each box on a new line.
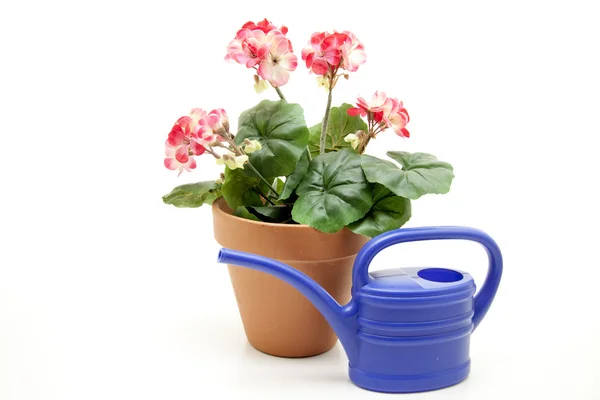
xmin=216 ymin=153 xmax=248 ymax=170
xmin=254 ymin=76 xmax=269 ymax=94
xmin=344 ymin=132 xmax=362 ymax=150
xmin=244 ymin=139 xmax=262 ymax=154
xmin=316 ymin=76 xmax=330 ymax=90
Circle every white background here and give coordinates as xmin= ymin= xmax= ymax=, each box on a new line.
xmin=1 ymin=0 xmax=599 ymax=399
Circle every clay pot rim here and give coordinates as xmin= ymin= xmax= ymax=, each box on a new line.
xmin=213 ymin=196 xmax=327 ymax=233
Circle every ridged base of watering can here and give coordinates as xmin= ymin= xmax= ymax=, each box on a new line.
xmin=349 ymin=360 xmax=470 ymax=393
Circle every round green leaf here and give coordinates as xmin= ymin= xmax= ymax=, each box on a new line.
xmin=307 ymin=103 xmax=367 ymax=158
xmin=292 ymin=149 xmax=373 ymax=233
xmin=236 ymin=100 xmax=309 ymax=178
xmin=222 ymin=167 xmax=262 ymax=209
xmin=162 ymin=181 xmax=221 ymax=208
xmin=361 ymin=152 xmax=454 ymax=200
xmin=348 ymin=184 xmax=412 ymax=237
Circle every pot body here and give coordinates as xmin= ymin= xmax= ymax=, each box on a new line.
xmin=212 ymin=198 xmax=369 ymax=357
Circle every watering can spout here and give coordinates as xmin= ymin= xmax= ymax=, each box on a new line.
xmin=217 ymin=248 xmax=359 ymax=364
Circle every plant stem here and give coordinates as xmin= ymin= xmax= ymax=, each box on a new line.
xmin=204 ymin=147 xmax=220 ymax=159
xmin=254 ymin=187 xmax=276 ymax=205
xmin=264 ymin=196 xmax=276 ymax=206
xmin=358 ymin=136 xmax=372 ymax=154
xmin=219 ymin=131 xmax=282 ymax=199
xmin=245 ymin=162 xmax=281 ymax=198
xmin=275 ymin=86 xmax=286 ymax=101
xmin=320 ymin=79 xmax=334 ymax=154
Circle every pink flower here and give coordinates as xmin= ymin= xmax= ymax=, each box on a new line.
xmin=164 ymin=109 xmax=207 ymax=175
xmin=225 ymin=19 xmax=296 ymax=87
xmin=206 ymin=108 xmax=229 ymax=134
xmin=167 ymin=108 xmax=204 ymax=145
xmin=166 ymin=109 xmax=207 ymax=155
xmin=194 ymin=109 xmax=229 ymax=146
xmin=382 ymin=98 xmax=410 ymax=138
xmin=225 ymin=29 xmax=271 ymax=68
xmin=340 ymin=31 xmax=366 ymax=72
xmin=302 ymin=31 xmax=365 ymax=75
xmin=347 ymin=90 xmax=389 ymax=118
xmin=164 ymin=144 xmax=197 ymax=176
xmin=257 ymin=31 xmax=298 ymax=87
xmin=242 ymin=18 xmax=288 ymax=35
xmin=347 ymin=91 xmax=410 ymax=138
xmin=301 ymin=32 xmax=347 ymax=75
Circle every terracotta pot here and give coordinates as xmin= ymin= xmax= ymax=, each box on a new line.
xmin=212 ymin=197 xmax=369 ymax=358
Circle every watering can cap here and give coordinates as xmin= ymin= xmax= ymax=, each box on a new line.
xmin=362 ymin=267 xmax=474 ymax=297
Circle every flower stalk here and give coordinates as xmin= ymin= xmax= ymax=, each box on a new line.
xmin=245 ymin=161 xmax=281 ymax=198
xmin=275 ymin=86 xmax=286 ymax=101
xmin=218 ymin=135 xmax=281 ymax=198
xmin=254 ymin=186 xmax=277 ymax=205
xmin=320 ymin=78 xmax=334 ymax=154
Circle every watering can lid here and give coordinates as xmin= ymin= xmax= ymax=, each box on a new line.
xmin=362 ymin=267 xmax=474 ymax=297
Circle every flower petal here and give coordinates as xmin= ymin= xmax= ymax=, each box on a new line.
xmin=257 ymin=59 xmax=274 ymax=81
xmin=175 ymin=145 xmax=189 ymax=163
xmin=164 ymin=158 xmax=177 ymax=170
xmin=310 ymin=32 xmax=325 ymax=49
xmin=167 ymin=125 xmax=185 ymax=146
xmin=323 ymin=48 xmax=341 ymax=66
xmin=279 ymin=53 xmax=297 ymax=71
xmin=347 ymin=107 xmax=366 ymax=117
xmin=270 ymin=65 xmax=289 ymax=87
xmin=272 ymin=35 xmax=289 ymax=56
xmin=301 ymin=46 xmax=314 ymax=62
xmin=190 ymin=139 xmax=206 ymax=156
xmin=311 ymin=58 xmax=329 ymax=75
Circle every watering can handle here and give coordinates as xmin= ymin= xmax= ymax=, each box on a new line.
xmin=352 ymin=226 xmax=503 ymax=330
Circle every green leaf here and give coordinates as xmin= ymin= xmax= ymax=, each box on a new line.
xmin=222 ymin=167 xmax=262 ymax=209
xmin=279 ymin=151 xmax=310 ymax=201
xmin=233 ymin=206 xmax=260 ymax=221
xmin=292 ymin=149 xmax=373 ymax=233
xmin=275 ymin=178 xmax=285 ymax=194
xmin=236 ymin=100 xmax=309 ymax=178
xmin=162 ymin=181 xmax=221 ymax=208
xmin=348 ymin=184 xmax=412 ymax=237
xmin=361 ymin=152 xmax=454 ymax=200
xmin=247 ymin=205 xmax=292 ymax=223
xmin=308 ymin=103 xmax=367 ymax=158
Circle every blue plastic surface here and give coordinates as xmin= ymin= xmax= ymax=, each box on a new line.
xmin=217 ymin=226 xmax=503 ymax=393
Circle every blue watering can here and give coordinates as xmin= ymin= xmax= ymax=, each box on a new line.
xmin=217 ymin=226 xmax=503 ymax=393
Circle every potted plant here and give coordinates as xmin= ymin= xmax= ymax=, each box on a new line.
xmin=162 ymin=19 xmax=455 ymax=357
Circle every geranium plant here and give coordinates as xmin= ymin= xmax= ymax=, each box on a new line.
xmin=162 ymin=19 xmax=454 ymax=237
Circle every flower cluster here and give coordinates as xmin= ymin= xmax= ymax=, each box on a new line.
xmin=164 ymin=109 xmax=207 ymax=176
xmin=164 ymin=108 xmax=261 ymax=175
xmin=225 ymin=19 xmax=297 ymax=88
xmin=348 ymin=91 xmax=410 ymax=137
xmin=166 ymin=19 xmax=408 ymax=175
xmin=345 ymin=91 xmax=410 ymax=153
xmin=301 ymin=31 xmax=366 ymax=76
